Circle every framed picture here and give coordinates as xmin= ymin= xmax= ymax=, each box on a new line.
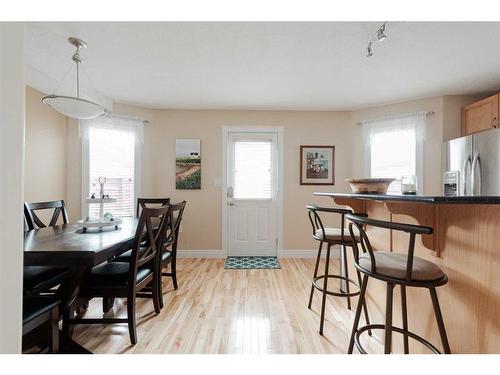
xmin=300 ymin=145 xmax=335 ymax=185
xmin=176 ymin=139 xmax=201 ymax=189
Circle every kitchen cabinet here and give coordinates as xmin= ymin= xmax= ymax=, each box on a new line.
xmin=462 ymin=93 xmax=499 ymax=136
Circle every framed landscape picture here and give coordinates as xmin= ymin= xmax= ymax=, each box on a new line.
xmin=176 ymin=139 xmax=201 ymax=189
xmin=300 ymin=145 xmax=335 ymax=185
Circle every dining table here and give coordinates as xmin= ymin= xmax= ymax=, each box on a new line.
xmin=23 ymin=217 xmax=140 ymax=353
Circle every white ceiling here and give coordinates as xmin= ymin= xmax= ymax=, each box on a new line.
xmin=25 ymin=22 xmax=500 ymax=111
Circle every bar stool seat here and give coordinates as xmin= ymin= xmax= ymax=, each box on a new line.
xmin=359 ymin=252 xmax=446 ymax=282
xmin=314 ymin=228 xmax=360 ymax=242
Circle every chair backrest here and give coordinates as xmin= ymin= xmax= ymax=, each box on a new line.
xmin=129 ymin=206 xmax=170 ymax=285
xmin=163 ymin=201 xmax=186 ymax=254
xmin=136 ymin=197 xmax=171 ymax=218
xmin=24 ymin=200 xmax=69 ymax=230
xmin=306 ymin=205 xmax=352 ymax=242
xmin=346 ymin=213 xmax=433 ymax=282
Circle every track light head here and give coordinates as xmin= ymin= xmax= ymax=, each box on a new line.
xmin=366 ymin=42 xmax=373 ymax=57
xmin=377 ymin=26 xmax=387 ymax=42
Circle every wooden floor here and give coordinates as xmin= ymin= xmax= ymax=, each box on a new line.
xmin=73 ymin=258 xmax=383 ymax=354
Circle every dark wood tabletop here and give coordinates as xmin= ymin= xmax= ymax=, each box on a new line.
xmin=24 ymin=217 xmax=139 ymax=267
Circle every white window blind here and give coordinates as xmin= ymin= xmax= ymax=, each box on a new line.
xmin=233 ymin=140 xmax=273 ymax=199
xmin=80 ymin=116 xmax=143 ymax=219
xmin=362 ymin=112 xmax=425 ymax=194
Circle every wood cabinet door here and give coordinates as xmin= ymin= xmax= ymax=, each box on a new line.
xmin=462 ymin=93 xmax=499 ymax=135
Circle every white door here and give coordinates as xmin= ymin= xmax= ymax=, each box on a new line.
xmin=226 ymin=132 xmax=279 ymax=256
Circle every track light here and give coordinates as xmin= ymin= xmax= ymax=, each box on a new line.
xmin=365 ymin=22 xmax=388 ymax=58
xmin=377 ymin=24 xmax=387 ymax=42
xmin=366 ymin=42 xmax=373 ymax=57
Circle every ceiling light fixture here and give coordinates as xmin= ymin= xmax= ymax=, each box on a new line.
xmin=42 ymin=37 xmax=109 ymax=120
xmin=366 ymin=22 xmax=388 ymax=58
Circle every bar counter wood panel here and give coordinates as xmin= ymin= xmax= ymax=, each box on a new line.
xmin=332 ymin=197 xmax=500 ymax=353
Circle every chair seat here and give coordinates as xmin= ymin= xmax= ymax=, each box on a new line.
xmin=161 ymin=250 xmax=172 ymax=263
xmin=315 ymin=228 xmax=359 ymax=242
xmin=358 ymin=251 xmax=446 ymax=282
xmin=23 ymin=296 xmax=60 ymax=325
xmin=23 ymin=266 xmax=68 ymax=293
xmin=85 ymin=262 xmax=153 ymax=290
xmin=112 ymin=246 xmax=149 ymax=263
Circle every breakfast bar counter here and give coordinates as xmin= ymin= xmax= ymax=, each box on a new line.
xmin=315 ymin=192 xmax=500 ymax=353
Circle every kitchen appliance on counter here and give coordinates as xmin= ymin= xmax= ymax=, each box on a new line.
xmin=443 ymin=128 xmax=500 ymax=196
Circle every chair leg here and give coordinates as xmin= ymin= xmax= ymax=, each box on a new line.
xmin=152 ymin=273 xmax=161 ymax=314
xmin=308 ymin=241 xmax=323 ymax=309
xmin=102 ymin=297 xmax=114 ymax=314
xmin=50 ymin=307 xmax=59 ymax=353
xmin=401 ymin=285 xmax=409 ymax=354
xmin=127 ymin=294 xmax=138 ymax=345
xmin=341 ymin=244 xmax=352 ymax=310
xmin=319 ymin=243 xmax=331 ymax=335
xmin=384 ymin=283 xmax=394 ymax=354
xmin=171 ymin=259 xmax=178 ymax=290
xmin=429 ymin=287 xmax=451 ymax=354
xmin=356 ymin=269 xmax=372 ymax=336
xmin=158 ymin=266 xmax=164 ymax=310
xmin=348 ymin=274 xmax=368 ymax=353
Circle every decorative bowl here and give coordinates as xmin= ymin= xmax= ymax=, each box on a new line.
xmin=345 ymin=178 xmax=396 ymax=194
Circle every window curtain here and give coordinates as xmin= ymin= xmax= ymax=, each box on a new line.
xmin=361 ymin=112 xmax=426 ymax=193
xmin=79 ymin=115 xmax=144 ymax=218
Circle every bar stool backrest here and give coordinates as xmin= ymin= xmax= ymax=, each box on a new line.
xmin=306 ymin=205 xmax=353 ymax=243
xmin=346 ymin=213 xmax=433 ymax=283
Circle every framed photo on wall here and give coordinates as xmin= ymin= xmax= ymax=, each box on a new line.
xmin=300 ymin=145 xmax=335 ymax=185
xmin=176 ymin=139 xmax=201 ymax=189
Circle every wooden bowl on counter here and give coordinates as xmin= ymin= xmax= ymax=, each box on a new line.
xmin=345 ymin=178 xmax=396 ymax=194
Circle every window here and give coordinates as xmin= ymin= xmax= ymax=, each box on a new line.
xmin=362 ymin=112 xmax=425 ymax=194
xmin=80 ymin=116 xmax=143 ymax=218
xmin=233 ymin=140 xmax=273 ymax=199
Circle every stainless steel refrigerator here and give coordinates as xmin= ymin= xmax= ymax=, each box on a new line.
xmin=443 ymin=128 xmax=500 ymax=196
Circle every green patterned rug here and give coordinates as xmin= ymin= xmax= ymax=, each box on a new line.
xmin=225 ymin=256 xmax=281 ymax=269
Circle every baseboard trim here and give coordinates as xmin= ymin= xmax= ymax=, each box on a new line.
xmin=176 ymin=249 xmax=341 ymax=259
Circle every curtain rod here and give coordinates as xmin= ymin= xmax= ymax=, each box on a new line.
xmin=356 ymin=111 xmax=435 ymax=126
xmin=103 ymin=112 xmax=150 ymax=124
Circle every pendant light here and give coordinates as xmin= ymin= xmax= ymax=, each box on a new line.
xmin=42 ymin=37 xmax=109 ymax=120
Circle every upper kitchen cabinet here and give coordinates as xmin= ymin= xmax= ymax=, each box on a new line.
xmin=462 ymin=93 xmax=499 ymax=136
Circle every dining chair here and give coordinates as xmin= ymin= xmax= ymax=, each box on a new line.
xmin=70 ymin=205 xmax=170 ymax=345
xmin=158 ymin=201 xmax=186 ymax=308
xmin=103 ymin=197 xmax=171 ymax=313
xmin=23 ymin=200 xmax=70 ymax=295
xmin=24 ymin=200 xmax=69 ymax=230
xmin=22 ymin=296 xmax=60 ymax=353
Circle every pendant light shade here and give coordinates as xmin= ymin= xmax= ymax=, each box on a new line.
xmin=42 ymin=95 xmax=108 ymax=120
xmin=42 ymin=37 xmax=108 ymax=120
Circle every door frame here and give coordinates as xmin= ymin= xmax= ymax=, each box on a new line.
xmin=221 ymin=126 xmax=284 ymax=258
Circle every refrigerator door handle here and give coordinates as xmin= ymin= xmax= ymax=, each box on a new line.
xmin=464 ymin=155 xmax=472 ymax=195
xmin=471 ymin=154 xmax=482 ymax=196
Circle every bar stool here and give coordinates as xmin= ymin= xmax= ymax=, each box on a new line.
xmin=306 ymin=205 xmax=371 ymax=335
xmin=346 ymin=213 xmax=451 ymax=354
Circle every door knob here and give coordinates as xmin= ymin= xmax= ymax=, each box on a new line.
xmin=228 ymin=202 xmax=234 ymax=206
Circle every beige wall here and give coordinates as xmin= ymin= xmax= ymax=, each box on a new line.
xmin=24 ymin=86 xmax=67 ymax=205
xmin=149 ymin=110 xmax=354 ymax=251
xmin=25 ymin=85 xmax=476 ymax=252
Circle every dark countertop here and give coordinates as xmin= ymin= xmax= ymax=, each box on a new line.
xmin=314 ymin=192 xmax=500 ymax=204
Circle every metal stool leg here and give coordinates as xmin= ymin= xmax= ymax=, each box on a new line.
xmin=319 ymin=243 xmax=331 ymax=335
xmin=401 ymin=285 xmax=409 ymax=354
xmin=308 ymin=241 xmax=323 ymax=309
xmin=340 ymin=244 xmax=352 ymax=310
xmin=384 ymin=283 xmax=394 ymax=354
xmin=348 ymin=274 xmax=368 ymax=353
xmin=429 ymin=287 xmax=451 ymax=354
xmin=355 ymin=269 xmax=372 ymax=336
